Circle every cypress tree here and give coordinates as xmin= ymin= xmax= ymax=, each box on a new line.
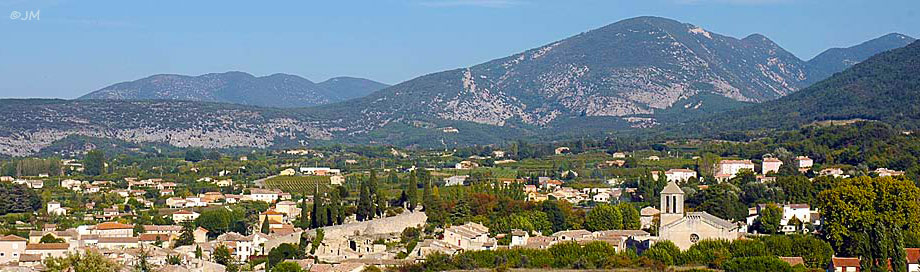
xmin=407 ymin=173 xmax=418 ymax=211
xmin=298 ymin=192 xmax=310 ymax=229
xmin=376 ymin=190 xmax=386 ymax=217
xmin=311 ymin=186 xmax=325 ymax=228
xmin=261 ymin=217 xmax=270 ymax=234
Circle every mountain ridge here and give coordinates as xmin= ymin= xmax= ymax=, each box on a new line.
xmin=78 ymin=71 xmax=389 ymax=108
xmin=1 ymin=16 xmax=916 ymax=156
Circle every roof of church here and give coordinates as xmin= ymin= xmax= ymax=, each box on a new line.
xmin=661 ymin=181 xmax=684 ymax=194
xmin=661 ymin=211 xmax=737 ymax=230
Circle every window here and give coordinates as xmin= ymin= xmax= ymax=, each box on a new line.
xmin=690 ymin=234 xmax=700 ymax=243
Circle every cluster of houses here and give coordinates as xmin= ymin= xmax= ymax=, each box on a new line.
xmin=278 ymin=167 xmax=345 ymax=185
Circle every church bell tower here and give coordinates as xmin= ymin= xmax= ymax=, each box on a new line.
xmin=659 ymin=181 xmax=685 ymax=226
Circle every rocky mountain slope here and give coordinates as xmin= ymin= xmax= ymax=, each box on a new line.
xmin=78 ymin=72 xmax=388 ymax=108
xmin=331 ymin=16 xmax=815 ymax=131
xmin=1 ymin=17 xmax=916 ymax=155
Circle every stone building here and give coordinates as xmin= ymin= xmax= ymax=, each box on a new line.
xmin=658 ymin=181 xmax=740 ymax=250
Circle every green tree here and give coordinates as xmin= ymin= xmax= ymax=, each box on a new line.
xmin=297 ymin=193 xmax=310 ymax=229
xmin=84 ymin=149 xmax=106 ymax=176
xmin=642 ymin=240 xmax=681 ymax=266
xmin=585 ymin=204 xmax=623 ymax=231
xmin=213 ymin=244 xmax=234 ymax=266
xmin=184 ymin=149 xmax=204 ymax=162
xmin=40 ymin=234 xmax=65 ymax=243
xmin=44 ymin=250 xmax=122 ymax=272
xmin=267 ymin=243 xmax=301 ymax=269
xmin=174 ymin=221 xmax=196 ymax=248
xmin=722 ymin=256 xmax=796 ymax=272
xmin=196 ymin=208 xmax=233 ymax=236
xmin=310 ymin=229 xmax=324 ymax=254
xmin=407 ymin=173 xmax=418 ymax=211
xmin=261 ymin=217 xmax=271 ymax=234
xmin=753 ymin=204 xmax=783 ymax=234
xmin=818 ymin=176 xmax=920 ymax=271
xmin=271 ymin=261 xmax=303 ymax=272
xmin=617 ymin=203 xmax=641 ymax=230
xmin=541 ymin=200 xmax=569 ymax=232
xmin=311 ymin=186 xmax=325 ymax=228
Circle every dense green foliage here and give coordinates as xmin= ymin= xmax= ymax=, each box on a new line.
xmin=817 ymin=176 xmax=920 ymax=271
xmin=403 ymin=234 xmax=831 ymax=271
xmin=0 ymin=182 xmax=41 ymax=216
xmin=684 ymin=40 xmax=920 ymax=135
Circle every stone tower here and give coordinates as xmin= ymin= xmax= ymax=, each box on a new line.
xmin=659 ymin=181 xmax=685 ymax=226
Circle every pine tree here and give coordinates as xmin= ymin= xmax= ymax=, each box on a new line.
xmin=174 ymin=221 xmax=195 ymax=248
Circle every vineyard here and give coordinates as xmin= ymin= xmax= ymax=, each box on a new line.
xmin=263 ymin=176 xmax=332 ymax=194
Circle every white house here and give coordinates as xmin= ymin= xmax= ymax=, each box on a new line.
xmin=441 ymin=222 xmax=494 ymax=251
xmin=455 ymin=161 xmax=479 ymax=170
xmin=247 ymin=188 xmax=282 ymax=203
xmin=592 ymin=192 xmax=610 ymax=203
xmin=875 ymin=168 xmax=905 ymax=177
xmin=665 ymin=169 xmax=697 ymax=182
xmin=279 ymin=168 xmax=297 ymax=176
xmin=795 ymin=156 xmax=813 ymax=170
xmin=762 ymin=158 xmax=783 ymax=175
xmin=444 ymin=176 xmax=469 ymax=187
xmin=715 ymin=160 xmax=755 ymax=180
xmin=172 ymin=210 xmax=200 ymax=223
xmin=0 ymin=235 xmax=27 ymax=264
xmin=300 ymin=167 xmax=342 ymax=176
xmin=509 ymin=230 xmax=529 ymax=247
xmin=47 ymin=201 xmax=67 ymax=216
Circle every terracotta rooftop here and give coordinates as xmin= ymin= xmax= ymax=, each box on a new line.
xmin=779 ymin=257 xmax=804 ymax=266
xmin=26 ymin=243 xmax=69 ymax=250
xmin=96 ymin=222 xmax=134 ymax=230
xmin=907 ymin=248 xmax=920 ymax=264
xmin=139 ymin=234 xmax=171 ymax=242
xmin=0 ymin=235 xmax=27 ymax=242
xmin=832 ymin=257 xmax=861 ymax=268
xmin=98 ymin=237 xmax=139 ymax=243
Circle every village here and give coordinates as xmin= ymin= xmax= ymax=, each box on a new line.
xmin=0 ymin=136 xmax=919 ymax=272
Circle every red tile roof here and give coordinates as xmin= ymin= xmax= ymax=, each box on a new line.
xmin=96 ymin=222 xmax=134 ymax=230
xmin=779 ymin=257 xmax=804 ymax=266
xmin=907 ymin=248 xmax=920 ymax=264
xmin=832 ymin=257 xmax=861 ymax=268
xmin=139 ymin=234 xmax=171 ymax=241
xmin=0 ymin=234 xmax=27 ymax=242
xmin=26 ymin=243 xmax=69 ymax=250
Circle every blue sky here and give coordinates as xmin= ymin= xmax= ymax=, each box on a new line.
xmin=1 ymin=0 xmax=917 ymax=99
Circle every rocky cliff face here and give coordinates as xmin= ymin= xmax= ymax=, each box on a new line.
xmin=337 ymin=16 xmax=812 ymax=130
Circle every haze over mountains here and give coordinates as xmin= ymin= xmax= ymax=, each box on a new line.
xmin=79 ymin=72 xmax=389 ymax=108
xmin=1 ymin=16 xmax=917 ymax=156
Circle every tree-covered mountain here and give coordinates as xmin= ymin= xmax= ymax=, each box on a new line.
xmin=78 ymin=71 xmax=388 ymax=108
xmin=805 ymin=33 xmax=915 ymax=83
xmin=677 ymin=40 xmax=920 ymax=136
